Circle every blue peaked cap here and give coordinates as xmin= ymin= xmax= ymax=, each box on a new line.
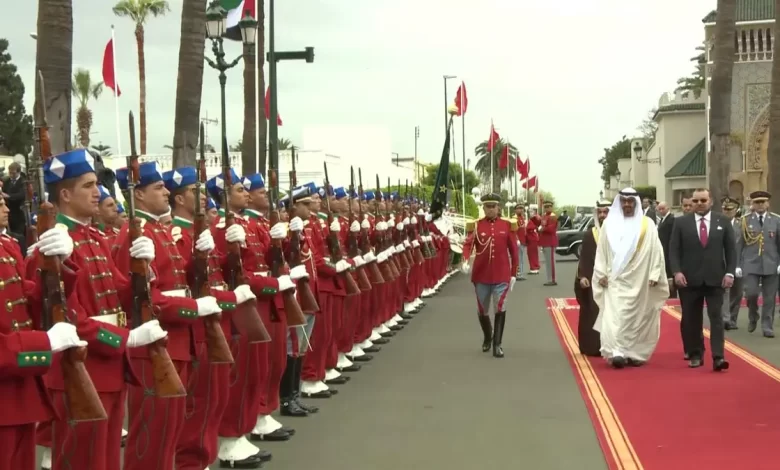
xmin=300 ymin=182 xmax=317 ymax=196
xmin=116 ymin=161 xmax=164 ymax=190
xmin=206 ymin=169 xmax=241 ymax=199
xmin=163 ymin=167 xmax=197 ymax=191
xmin=243 ymin=173 xmax=265 ymax=191
xmin=333 ymin=187 xmax=347 ymax=200
xmin=207 ymin=197 xmax=217 ymax=210
xmin=98 ymin=185 xmax=112 ymax=203
xmin=363 ymin=190 xmax=376 ymax=201
xmin=44 ymin=149 xmax=96 ymax=184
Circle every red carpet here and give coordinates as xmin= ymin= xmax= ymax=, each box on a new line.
xmin=548 ymin=297 xmax=780 ymax=470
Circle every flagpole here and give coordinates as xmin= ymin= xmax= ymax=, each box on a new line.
xmin=460 ymin=86 xmax=466 ymax=222
xmin=490 ymin=119 xmax=494 ymax=194
xmin=111 ymin=25 xmax=122 ymax=156
xmin=255 ymin=21 xmax=260 ymax=174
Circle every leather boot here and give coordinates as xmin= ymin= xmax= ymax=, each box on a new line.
xmin=493 ymin=312 xmax=506 ymax=358
xmin=293 ymin=357 xmax=319 ymax=414
xmin=280 ymin=355 xmax=308 ymax=417
xmin=478 ymin=314 xmax=492 ymax=352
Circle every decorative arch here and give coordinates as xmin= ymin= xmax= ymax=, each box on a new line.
xmin=728 ymin=180 xmax=744 ymax=203
xmin=747 ymin=104 xmax=770 ymax=171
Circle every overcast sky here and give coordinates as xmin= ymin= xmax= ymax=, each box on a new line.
xmin=6 ymin=0 xmax=713 ymax=204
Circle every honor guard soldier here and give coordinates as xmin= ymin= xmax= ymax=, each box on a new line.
xmin=721 ymin=197 xmax=744 ymax=330
xmin=539 ymin=200 xmax=558 ymax=286
xmin=95 ymin=184 xmax=121 ymax=244
xmin=461 ymin=193 xmax=519 ymax=358
xmin=114 ymin=161 xmax=225 ymax=470
xmin=206 ymin=197 xmax=218 ymax=224
xmin=736 ymin=190 xmax=780 ymax=337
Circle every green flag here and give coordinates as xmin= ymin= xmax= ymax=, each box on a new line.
xmin=430 ymin=115 xmax=454 ymax=220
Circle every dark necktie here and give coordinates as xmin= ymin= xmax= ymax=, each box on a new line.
xmin=759 ymin=214 xmax=764 ymax=227
xmin=699 ymin=217 xmax=708 ymax=247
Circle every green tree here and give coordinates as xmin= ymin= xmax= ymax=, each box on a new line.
xmin=675 ymin=44 xmax=706 ymax=99
xmin=91 ymin=143 xmax=112 ymax=156
xmin=71 ymin=68 xmax=104 ymax=148
xmin=278 ymin=138 xmax=291 ymax=150
xmin=598 ymin=136 xmax=631 ymax=184
xmin=474 ymin=138 xmax=519 ymax=193
xmin=421 ymin=163 xmax=479 ymax=192
xmin=638 ymin=108 xmax=658 ymax=147
xmin=0 ymin=39 xmax=33 ymax=156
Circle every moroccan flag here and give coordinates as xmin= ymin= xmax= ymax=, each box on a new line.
xmin=517 ymin=157 xmax=529 ymax=180
xmin=264 ymin=86 xmax=283 ymax=125
xmin=430 ymin=116 xmax=455 ymax=220
xmin=102 ymin=38 xmax=121 ymax=97
xmin=220 ymin=0 xmax=256 ymax=41
xmin=454 ymin=82 xmax=468 ymax=116
xmin=498 ymin=146 xmax=509 ymax=170
xmin=487 ymin=123 xmax=500 ymax=152
xmin=522 ymin=175 xmax=538 ymax=190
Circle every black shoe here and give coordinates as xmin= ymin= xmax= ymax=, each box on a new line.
xmin=543 ymin=281 xmax=558 ymax=286
xmin=256 ymin=449 xmax=273 ymax=462
xmin=347 ymin=354 xmax=373 ymax=362
xmin=121 ymin=433 xmax=127 ymax=448
xmin=688 ymin=358 xmax=703 ymax=368
xmin=280 ymin=355 xmax=308 ymax=417
xmin=748 ymin=322 xmax=757 ymax=333
xmin=611 ymin=357 xmax=626 ymax=369
xmin=764 ymin=331 xmax=775 ymax=338
xmin=337 ymin=364 xmax=362 ymax=372
xmin=379 ymin=331 xmax=396 ymax=338
xmin=373 ymin=337 xmax=390 ymax=344
xmin=281 ymin=426 xmax=295 ymax=436
xmin=713 ymin=358 xmax=730 ymax=371
xmin=626 ymin=358 xmax=644 ymax=367
xmin=683 ymin=353 xmax=690 ymax=360
xmin=250 ymin=428 xmax=290 ymax=442
xmin=363 ymin=345 xmax=381 ymax=353
xmin=724 ymin=323 xmax=737 ymax=330
xmin=325 ymin=375 xmax=350 ymax=385
xmin=478 ymin=314 xmax=492 ymax=352
xmin=219 ymin=454 xmax=263 ymax=468
xmin=400 ymin=313 xmax=413 ymax=320
xmin=492 ymin=312 xmax=505 ymax=358
xmin=389 ymin=324 xmax=404 ymax=331
xmin=295 ymin=396 xmax=319 ymax=413
xmin=396 ymin=319 xmax=409 ymax=325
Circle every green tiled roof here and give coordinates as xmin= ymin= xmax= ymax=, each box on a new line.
xmin=665 ymin=139 xmax=706 ymax=178
xmin=652 ymin=102 xmax=706 ymax=120
xmin=703 ymin=0 xmax=774 ymax=23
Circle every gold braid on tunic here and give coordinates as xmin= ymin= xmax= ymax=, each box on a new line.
xmin=740 ymin=217 xmax=764 ymax=256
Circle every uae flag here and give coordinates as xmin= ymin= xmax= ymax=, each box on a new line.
xmin=220 ymin=0 xmax=256 ymax=41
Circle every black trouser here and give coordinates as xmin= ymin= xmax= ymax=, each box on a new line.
xmin=679 ymin=285 xmax=725 ymax=360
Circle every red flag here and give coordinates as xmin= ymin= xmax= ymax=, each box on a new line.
xmin=487 ymin=123 xmax=500 ymax=152
xmin=264 ymin=86 xmax=283 ymax=126
xmin=522 ymin=175 xmax=537 ymax=190
xmin=516 ymin=157 xmax=529 ymax=180
xmin=498 ymin=146 xmax=509 ymax=170
xmin=102 ymin=38 xmax=121 ymax=97
xmin=454 ymin=82 xmax=468 ymax=116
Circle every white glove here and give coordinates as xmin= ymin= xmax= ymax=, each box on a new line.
xmin=349 ymin=220 xmax=360 ymax=232
xmin=417 ymin=209 xmax=424 ymax=215
xmin=412 ymin=240 xmax=420 ymax=248
xmin=225 ymin=224 xmax=246 ymax=244
xmin=376 ymin=221 xmax=387 ymax=231
xmin=509 ymin=277 xmax=517 ymax=292
xmin=363 ymin=252 xmax=376 ymax=263
xmin=735 ymin=267 xmax=743 ymax=278
xmin=277 ymin=274 xmax=296 ymax=292
xmin=425 ymin=213 xmax=432 ymax=222
xmin=289 ymin=264 xmax=309 ymax=281
xmin=269 ymin=223 xmax=287 ymax=240
xmin=404 ymin=240 xmax=411 ymax=248
xmin=377 ymin=251 xmax=388 ymax=263
xmin=46 ymin=322 xmax=87 ymax=353
xmin=289 ymin=217 xmax=304 ymax=232
xmin=130 ymin=236 xmax=155 ymax=261
xmin=335 ymin=259 xmax=351 ymax=273
xmin=402 ymin=217 xmax=410 ymax=225
xmin=396 ymin=223 xmax=404 ymax=231
xmin=461 ymin=262 xmax=471 ymax=275
xmin=38 ymin=228 xmax=74 ymax=258
xmin=361 ymin=219 xmax=370 ymax=229
xmin=352 ymin=255 xmax=365 ymax=267
xmin=195 ymin=296 xmax=222 ymax=317
xmin=329 ymin=220 xmax=341 ymax=232
xmin=195 ymin=229 xmax=215 ymax=252
xmin=233 ymin=284 xmax=256 ymax=304
xmin=128 ymin=320 xmax=168 ymax=348
xmin=411 ymin=216 xmax=418 ymax=224
xmin=395 ymin=244 xmax=405 ymax=253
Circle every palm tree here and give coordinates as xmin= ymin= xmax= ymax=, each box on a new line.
xmin=34 ymin=0 xmax=74 ymax=154
xmin=675 ymin=44 xmax=706 ymax=98
xmin=92 ymin=143 xmax=112 ymax=156
xmin=768 ymin=0 xmax=780 ymax=199
xmin=278 ymin=138 xmax=291 ymax=150
xmin=171 ymin=0 xmax=207 ymax=167
xmin=113 ymin=0 xmax=170 ymax=155
xmin=71 ymin=69 xmax=104 ymax=148
xmin=708 ymin=0 xmax=736 ymax=206
xmin=473 ymin=139 xmax=519 ymax=193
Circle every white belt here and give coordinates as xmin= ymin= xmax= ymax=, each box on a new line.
xmin=161 ymin=289 xmax=188 ymax=298
xmin=253 ymin=271 xmax=269 ymax=277
xmin=93 ymin=313 xmax=121 ymax=326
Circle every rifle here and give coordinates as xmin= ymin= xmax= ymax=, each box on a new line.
xmin=347 ymin=167 xmax=372 ymax=291
xmin=387 ymin=176 xmax=408 ymax=271
xmin=322 ymin=162 xmax=360 ymax=295
xmin=219 ymin=135 xmax=271 ymax=343
xmin=406 ymin=180 xmax=425 ymax=265
xmin=285 ymin=147 xmax=320 ymax=315
xmin=126 ymin=111 xmax=186 ymax=398
xmin=419 ymin=187 xmax=436 ymax=258
xmin=357 ymin=169 xmax=384 ymax=284
xmin=375 ymin=175 xmax=397 ymax=280
xmin=267 ymin=168 xmax=306 ymax=326
xmin=193 ymin=125 xmax=233 ymax=364
xmin=32 ymin=71 xmax=107 ymax=421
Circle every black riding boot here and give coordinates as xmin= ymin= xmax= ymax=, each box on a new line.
xmin=280 ymin=355 xmax=308 ymax=417
xmin=493 ymin=312 xmax=506 ymax=358
xmin=478 ymin=314 xmax=492 ymax=352
xmin=293 ymin=357 xmax=320 ymax=414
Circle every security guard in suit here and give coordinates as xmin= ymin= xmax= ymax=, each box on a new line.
xmin=736 ymin=191 xmax=780 ymax=337
xmin=722 ymin=197 xmax=744 ymax=329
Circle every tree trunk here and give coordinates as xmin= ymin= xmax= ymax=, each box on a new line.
xmin=767 ymin=0 xmax=780 ymax=199
xmin=171 ymin=0 xmax=206 ymax=167
xmin=242 ymin=40 xmax=257 ymax=175
xmin=76 ymin=106 xmax=91 ymax=147
xmin=135 ymin=24 xmax=147 ymax=155
xmin=708 ymin=0 xmax=736 ymax=207
xmin=35 ymin=0 xmax=73 ymax=154
xmin=256 ymin=0 xmax=267 ymax=174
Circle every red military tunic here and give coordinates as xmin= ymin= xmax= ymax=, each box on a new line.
xmin=538 ymin=211 xmax=558 ymax=247
xmin=462 ymin=217 xmax=519 ymax=285
xmin=515 ymin=215 xmax=527 ymax=245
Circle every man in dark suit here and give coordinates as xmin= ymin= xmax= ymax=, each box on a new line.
xmin=669 ymin=188 xmax=736 ymax=371
xmin=656 ymin=202 xmax=675 ymax=280
xmin=2 ymin=162 xmax=25 ymax=238
xmin=642 ymin=197 xmax=657 ymax=224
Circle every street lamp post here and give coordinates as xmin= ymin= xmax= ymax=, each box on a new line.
xmin=204 ymin=2 xmax=257 ymax=174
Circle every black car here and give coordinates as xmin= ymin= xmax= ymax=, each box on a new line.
xmin=555 ymin=215 xmax=594 ymax=259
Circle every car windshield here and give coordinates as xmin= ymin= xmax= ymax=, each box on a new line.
xmin=576 ymin=216 xmax=592 ymax=231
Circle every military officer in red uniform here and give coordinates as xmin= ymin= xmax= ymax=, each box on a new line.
xmin=513 ymin=204 xmax=528 ymax=281
xmin=95 ymin=184 xmax=121 ymax=244
xmin=461 ymin=193 xmax=519 ymax=358
xmin=114 ymin=161 xmax=225 ymax=470
xmin=538 ymin=200 xmax=559 ymax=286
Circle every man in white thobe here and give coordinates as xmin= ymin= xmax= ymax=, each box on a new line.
xmin=592 ymin=188 xmax=669 ymax=368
